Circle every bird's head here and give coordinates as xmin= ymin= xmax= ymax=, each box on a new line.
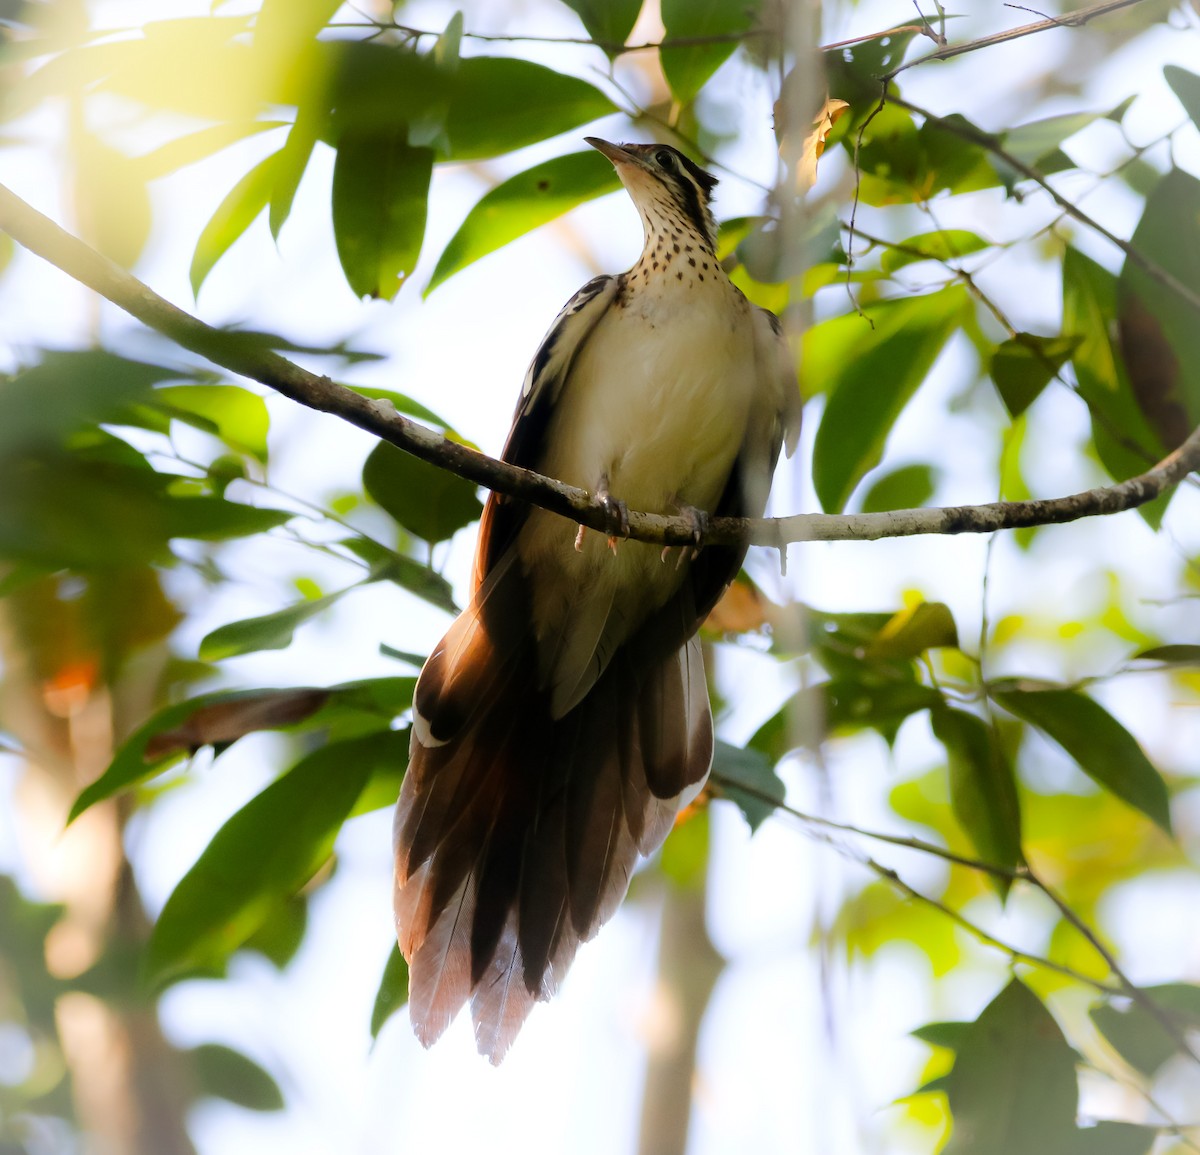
xmin=586 ymin=137 xmax=719 ymax=255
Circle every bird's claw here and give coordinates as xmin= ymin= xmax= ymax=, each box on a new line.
xmin=594 ymin=480 xmax=628 ymax=554
xmin=678 ymin=504 xmax=710 ymax=548
xmin=579 ymin=480 xmax=629 ymax=554
xmin=659 ymin=503 xmax=707 ymax=568
xmin=599 ymin=492 xmax=629 ymax=539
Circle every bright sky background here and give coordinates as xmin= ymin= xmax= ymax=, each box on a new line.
xmin=1 ymin=1 xmax=1200 ymax=1152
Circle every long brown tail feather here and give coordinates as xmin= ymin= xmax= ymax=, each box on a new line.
xmin=394 ymin=610 xmax=713 ymax=1063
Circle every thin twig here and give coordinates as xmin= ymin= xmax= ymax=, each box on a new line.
xmin=883 ymin=0 xmax=1152 ymax=78
xmin=886 ymin=93 xmax=1200 ymax=318
xmin=1023 ymin=865 xmax=1200 ymax=1067
xmin=869 ymin=854 xmax=1121 ymax=993
xmin=2 ymin=182 xmax=1198 ymax=552
xmin=331 ymin=20 xmax=774 ymax=54
xmin=720 ymin=776 xmax=1126 ymax=993
xmin=334 ymin=17 xmax=938 ymax=58
xmin=710 ymin=771 xmax=1023 ymax=880
xmin=716 ymin=771 xmax=1200 ymax=1064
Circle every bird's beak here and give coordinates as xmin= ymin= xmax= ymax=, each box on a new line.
xmin=585 ymin=137 xmax=636 ymax=167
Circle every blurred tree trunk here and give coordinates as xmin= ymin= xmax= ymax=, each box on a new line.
xmin=637 ymin=848 xmax=724 ymax=1155
xmin=1 ymin=592 xmax=197 ymax=1155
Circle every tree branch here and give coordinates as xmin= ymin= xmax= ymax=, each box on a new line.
xmin=883 ymin=0 xmax=1154 ymax=78
xmin=1 ymin=181 xmax=1197 ymax=553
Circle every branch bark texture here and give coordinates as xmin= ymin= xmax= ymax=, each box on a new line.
xmin=1 ymin=182 xmax=1197 ymax=553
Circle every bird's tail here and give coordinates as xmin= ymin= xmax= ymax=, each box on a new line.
xmin=393 ymin=595 xmax=712 ymax=1063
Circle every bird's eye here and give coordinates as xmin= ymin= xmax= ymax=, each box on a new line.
xmin=655 ymin=149 xmax=675 ymax=170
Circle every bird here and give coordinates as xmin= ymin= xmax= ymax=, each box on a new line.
xmin=392 ymin=137 xmax=801 ymax=1063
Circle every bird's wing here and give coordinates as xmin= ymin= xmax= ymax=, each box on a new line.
xmin=477 ymin=274 xmax=621 ymax=577
xmin=410 ymin=275 xmax=619 ymax=748
xmin=757 ymin=304 xmax=802 ymax=459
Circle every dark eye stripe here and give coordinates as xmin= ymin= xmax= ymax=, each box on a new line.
xmin=671 ymin=173 xmax=711 ymax=245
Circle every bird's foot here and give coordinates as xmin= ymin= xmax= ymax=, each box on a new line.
xmin=595 ymin=476 xmax=629 ymax=554
xmin=677 ymin=503 xmax=710 ymax=547
xmin=660 ymin=503 xmax=708 ymax=567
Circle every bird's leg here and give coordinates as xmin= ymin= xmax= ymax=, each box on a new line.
xmin=660 ymin=501 xmax=709 ymax=567
xmin=592 ymin=473 xmax=629 ymax=554
xmin=575 ymin=474 xmax=629 ymax=553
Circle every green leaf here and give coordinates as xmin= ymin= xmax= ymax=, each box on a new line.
xmin=0 ymin=351 xmax=191 ymax=457
xmin=380 ymin=644 xmax=427 ymax=668
xmin=1165 ymin=65 xmax=1200 ymax=129
xmin=332 ymin=131 xmax=433 ymax=300
xmin=1117 ymin=167 xmax=1200 ymax=448
xmin=198 ymin=588 xmax=352 ymax=661
xmin=190 ymin=150 xmax=281 ymax=296
xmin=70 ymin=678 xmax=408 ymax=821
xmin=343 ymin=386 xmax=454 ymax=429
xmin=829 ymin=680 xmax=943 ymax=741
xmin=1062 ymin=247 xmax=1168 ymax=527
xmin=269 ymin=102 xmax=321 ymax=239
xmin=828 ymin=679 xmax=943 ymax=742
xmin=881 ymin=230 xmax=988 ymax=274
xmin=144 ymin=731 xmax=404 ymax=984
xmin=943 ymin=980 xmax=1078 ymax=1155
xmin=151 ymin=384 xmax=270 ymax=462
xmin=1065 ymin=1123 xmax=1157 ymax=1155
xmin=1134 ymin=644 xmax=1200 ymax=666
xmin=443 ymin=58 xmax=616 ymax=160
xmin=1002 ymin=111 xmax=1106 ymax=168
xmin=241 ymin=894 xmax=308 ymax=969
xmin=853 ymin=106 xmax=1000 ymax=205
xmin=993 ymin=684 xmax=1171 ymax=833
xmin=69 ymin=687 xmax=332 ymax=820
xmin=349 ymin=728 xmax=409 ymax=817
xmin=254 ymin=0 xmax=343 ymax=55
xmin=362 ymin=441 xmax=482 ymax=544
xmin=989 ymin=334 xmax=1080 ymax=418
xmin=659 ymin=0 xmax=762 ymax=104
xmin=133 ymin=121 xmax=287 ymax=181
xmin=710 ymin=740 xmax=784 ymax=832
xmin=0 ymin=448 xmax=291 ymax=570
xmin=751 ymin=679 xmax=942 ymax=761
xmin=426 ymin=151 xmax=621 ymax=293
xmin=371 ymin=943 xmax=411 ymax=1039
xmin=327 ymin=676 xmax=418 ymax=718
xmin=809 ymin=286 xmax=967 ymax=512
xmin=930 ymin=707 xmax=1023 ymax=890
xmin=321 ymin=41 xmax=446 ymax=134
xmin=560 ymin=0 xmax=643 ymax=55
xmin=916 ymin=115 xmax=1006 ymax=199
xmin=865 ymin=601 xmax=958 ymax=661
xmin=1090 ymin=983 xmax=1200 ymax=1076
xmin=658 ymin=807 xmax=710 ymax=889
xmin=338 ymin=537 xmax=458 ymax=614
xmin=860 ymin=464 xmax=936 ymax=512
xmin=190 ymin=1043 xmax=284 ymax=1111
xmin=912 ymin=1020 xmax=970 ymax=1051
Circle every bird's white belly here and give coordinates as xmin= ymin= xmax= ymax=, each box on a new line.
xmin=543 ymin=287 xmax=755 ymax=510
xmin=515 ymin=283 xmax=758 ymax=712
